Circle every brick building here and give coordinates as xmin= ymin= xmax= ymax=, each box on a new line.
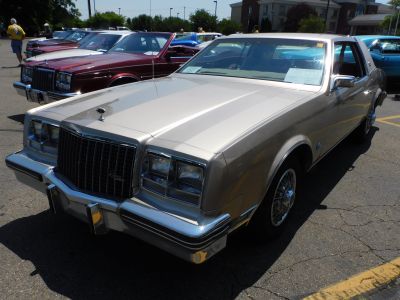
xmin=231 ymin=0 xmax=393 ymax=34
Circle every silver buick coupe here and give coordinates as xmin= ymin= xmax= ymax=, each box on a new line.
xmin=6 ymin=33 xmax=386 ymax=263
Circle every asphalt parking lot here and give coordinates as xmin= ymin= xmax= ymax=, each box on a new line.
xmin=0 ymin=39 xmax=399 ymax=300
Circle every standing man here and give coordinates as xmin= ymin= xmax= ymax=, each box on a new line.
xmin=43 ymin=23 xmax=52 ymax=39
xmin=7 ymin=18 xmax=25 ymax=65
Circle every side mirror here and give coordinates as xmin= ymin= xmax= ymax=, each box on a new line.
xmin=331 ymin=75 xmax=356 ymax=91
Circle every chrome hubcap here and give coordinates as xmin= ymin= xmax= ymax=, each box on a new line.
xmin=271 ymin=169 xmax=296 ymax=227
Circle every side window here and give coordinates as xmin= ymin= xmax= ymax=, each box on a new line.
xmin=156 ymin=37 xmax=168 ymax=49
xmin=333 ymin=42 xmax=365 ymax=78
xmin=379 ymin=39 xmax=400 ymax=54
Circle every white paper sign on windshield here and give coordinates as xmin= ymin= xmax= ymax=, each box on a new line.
xmin=284 ymin=68 xmax=323 ymax=85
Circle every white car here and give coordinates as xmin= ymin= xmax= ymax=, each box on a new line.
xmin=25 ymin=31 xmax=132 ymax=62
xmin=7 ymin=33 xmax=386 ymax=263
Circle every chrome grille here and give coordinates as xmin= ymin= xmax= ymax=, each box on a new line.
xmin=31 ymin=68 xmax=55 ymax=91
xmin=57 ymin=128 xmax=136 ymax=199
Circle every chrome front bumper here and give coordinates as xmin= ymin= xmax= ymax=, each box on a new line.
xmin=13 ymin=81 xmax=79 ymax=104
xmin=5 ymin=151 xmax=230 ymax=264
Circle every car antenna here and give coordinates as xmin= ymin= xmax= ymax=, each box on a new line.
xmin=152 ymin=58 xmax=155 ymax=80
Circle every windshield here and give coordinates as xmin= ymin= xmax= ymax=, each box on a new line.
xmin=66 ymin=31 xmax=90 ymax=42
xmin=360 ymin=38 xmax=375 ymax=48
xmin=53 ymin=31 xmax=71 ymax=39
xmin=175 ymin=34 xmax=194 ymax=41
xmin=79 ymin=34 xmax=121 ymax=52
xmin=179 ymin=38 xmax=326 ymax=86
xmin=109 ymin=33 xmax=169 ymax=55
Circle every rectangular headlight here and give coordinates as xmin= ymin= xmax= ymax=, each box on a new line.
xmin=22 ymin=66 xmax=33 ymax=83
xmin=149 ymin=154 xmax=171 ymax=176
xmin=56 ymin=72 xmax=72 ymax=91
xmin=48 ymin=125 xmax=60 ymax=144
xmin=141 ymin=151 xmax=205 ymax=206
xmin=176 ymin=161 xmax=204 ymax=194
xmin=31 ymin=120 xmax=44 ymax=140
xmin=28 ymin=120 xmax=59 ymax=153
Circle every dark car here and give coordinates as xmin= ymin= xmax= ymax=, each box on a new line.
xmin=26 ymin=30 xmax=92 ymax=57
xmin=14 ymin=32 xmax=199 ymax=104
xmin=25 ymin=31 xmax=132 ymax=61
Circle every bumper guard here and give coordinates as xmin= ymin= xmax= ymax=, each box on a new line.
xmin=13 ymin=81 xmax=79 ymax=104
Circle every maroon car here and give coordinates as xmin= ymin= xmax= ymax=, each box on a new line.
xmin=14 ymin=32 xmax=199 ymax=103
xmin=26 ymin=30 xmax=92 ymax=57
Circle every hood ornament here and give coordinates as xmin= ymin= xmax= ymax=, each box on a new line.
xmin=96 ymin=107 xmax=106 ymax=121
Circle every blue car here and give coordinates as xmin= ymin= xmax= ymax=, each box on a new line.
xmin=356 ymin=35 xmax=400 ymax=80
xmin=171 ymin=32 xmax=222 ymax=47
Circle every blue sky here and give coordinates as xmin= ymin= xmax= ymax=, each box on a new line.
xmin=75 ymin=0 xmax=235 ymax=20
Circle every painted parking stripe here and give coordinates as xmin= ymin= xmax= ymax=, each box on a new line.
xmin=376 ymin=115 xmax=400 ymax=128
xmin=303 ymin=257 xmax=400 ymax=300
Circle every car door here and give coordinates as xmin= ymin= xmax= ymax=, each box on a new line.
xmin=331 ymin=41 xmax=371 ymax=137
xmin=156 ymin=46 xmax=196 ymax=77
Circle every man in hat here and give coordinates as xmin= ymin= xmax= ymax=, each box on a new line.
xmin=43 ymin=23 xmax=53 ymax=39
xmin=7 ymin=18 xmax=25 ymax=65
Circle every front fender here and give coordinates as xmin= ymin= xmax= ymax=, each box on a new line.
xmin=108 ymin=73 xmax=140 ymax=87
xmin=266 ymin=135 xmax=314 ymax=191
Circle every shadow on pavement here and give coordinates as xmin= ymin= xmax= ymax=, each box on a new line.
xmin=387 ymin=80 xmax=400 ymax=95
xmin=8 ymin=114 xmax=25 ymax=124
xmin=0 ymin=128 xmax=378 ymax=299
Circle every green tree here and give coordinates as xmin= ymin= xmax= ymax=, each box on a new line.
xmin=85 ymin=11 xmax=125 ymax=29
xmin=284 ymin=3 xmax=316 ymax=32
xmin=128 ymin=14 xmax=152 ymax=31
xmin=381 ymin=0 xmax=400 ymax=35
xmin=298 ymin=16 xmax=325 ymax=33
xmin=217 ymin=18 xmax=241 ymax=35
xmin=189 ymin=9 xmax=217 ymax=32
xmin=0 ymin=0 xmax=80 ymax=35
xmin=389 ymin=0 xmax=400 ymax=7
xmin=160 ymin=17 xmax=191 ymax=32
xmin=381 ymin=15 xmax=395 ymax=34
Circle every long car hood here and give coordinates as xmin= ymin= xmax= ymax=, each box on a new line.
xmin=34 ymin=39 xmax=76 ymax=47
xmin=29 ymin=52 xmax=151 ymax=72
xmin=35 ymin=75 xmax=317 ymax=156
xmin=39 ymin=45 xmax=78 ymax=53
xmin=26 ymin=49 xmax=101 ymax=62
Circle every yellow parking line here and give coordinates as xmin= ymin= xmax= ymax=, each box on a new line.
xmin=303 ymin=257 xmax=400 ymax=300
xmin=377 ymin=114 xmax=400 ymax=121
xmin=377 ymin=120 xmax=400 ymax=128
xmin=376 ymin=115 xmax=400 ymax=128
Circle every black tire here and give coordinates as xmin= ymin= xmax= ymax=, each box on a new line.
xmin=248 ymin=157 xmax=301 ymax=241
xmin=353 ymin=103 xmax=376 ymax=143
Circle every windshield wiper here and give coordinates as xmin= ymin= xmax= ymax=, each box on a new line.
xmin=196 ymin=70 xmax=227 ymax=75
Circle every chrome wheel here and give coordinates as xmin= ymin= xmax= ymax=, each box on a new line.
xmin=270 ymin=169 xmax=296 ymax=227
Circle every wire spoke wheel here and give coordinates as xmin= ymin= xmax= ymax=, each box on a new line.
xmin=270 ymin=168 xmax=296 ymax=227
